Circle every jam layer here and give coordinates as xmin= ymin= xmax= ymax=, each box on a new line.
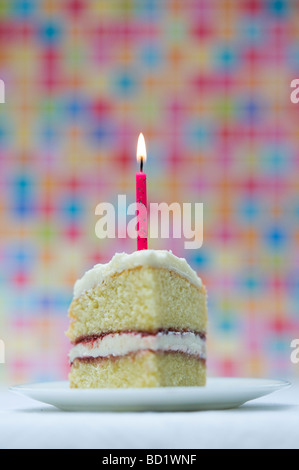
xmin=69 ymin=330 xmax=206 ymax=364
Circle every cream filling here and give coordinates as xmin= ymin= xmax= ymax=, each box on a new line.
xmin=69 ymin=331 xmax=206 ymax=363
xmin=73 ymin=250 xmax=202 ymax=299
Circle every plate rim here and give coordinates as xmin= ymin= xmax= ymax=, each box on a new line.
xmin=9 ymin=376 xmax=292 ymax=393
xmin=8 ymin=377 xmax=292 ymax=412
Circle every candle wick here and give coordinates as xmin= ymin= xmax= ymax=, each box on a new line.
xmin=140 ymin=156 xmax=144 ymax=173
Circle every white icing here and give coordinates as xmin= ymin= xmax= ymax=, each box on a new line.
xmin=69 ymin=331 xmax=206 ymax=363
xmin=73 ymin=250 xmax=202 ymax=299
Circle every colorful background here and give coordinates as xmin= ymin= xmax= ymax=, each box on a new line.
xmin=0 ymin=0 xmax=299 ymax=385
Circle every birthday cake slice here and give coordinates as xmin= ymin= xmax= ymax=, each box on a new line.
xmin=66 ymin=250 xmax=207 ymax=388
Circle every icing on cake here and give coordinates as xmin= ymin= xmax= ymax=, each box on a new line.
xmin=73 ymin=250 xmax=202 ymax=299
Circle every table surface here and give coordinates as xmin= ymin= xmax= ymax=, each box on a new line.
xmin=0 ymin=380 xmax=298 ymax=449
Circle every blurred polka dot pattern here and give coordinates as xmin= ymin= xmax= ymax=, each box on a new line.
xmin=0 ymin=0 xmax=299 ymax=384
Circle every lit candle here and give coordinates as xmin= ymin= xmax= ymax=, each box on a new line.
xmin=136 ymin=133 xmax=148 ymax=250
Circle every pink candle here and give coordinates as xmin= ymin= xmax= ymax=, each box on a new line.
xmin=136 ymin=133 xmax=148 ymax=250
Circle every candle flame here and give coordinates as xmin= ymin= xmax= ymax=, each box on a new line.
xmin=136 ymin=133 xmax=147 ymax=164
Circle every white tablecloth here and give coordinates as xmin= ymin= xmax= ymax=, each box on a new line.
xmin=0 ymin=380 xmax=298 ymax=449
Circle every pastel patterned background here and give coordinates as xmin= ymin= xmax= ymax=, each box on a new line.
xmin=0 ymin=0 xmax=299 ymax=385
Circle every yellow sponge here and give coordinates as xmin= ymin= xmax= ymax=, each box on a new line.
xmin=67 ymin=251 xmax=207 ymax=389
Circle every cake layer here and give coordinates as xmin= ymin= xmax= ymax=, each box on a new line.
xmin=69 ymin=330 xmax=206 ymax=363
xmin=73 ymin=250 xmax=202 ymax=299
xmin=69 ymin=350 xmax=206 ymax=388
xmin=66 ymin=266 xmax=207 ymax=342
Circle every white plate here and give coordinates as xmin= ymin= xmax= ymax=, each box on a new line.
xmin=10 ymin=378 xmax=291 ymax=412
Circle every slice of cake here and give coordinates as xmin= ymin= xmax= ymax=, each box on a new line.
xmin=66 ymin=250 xmax=207 ymax=388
